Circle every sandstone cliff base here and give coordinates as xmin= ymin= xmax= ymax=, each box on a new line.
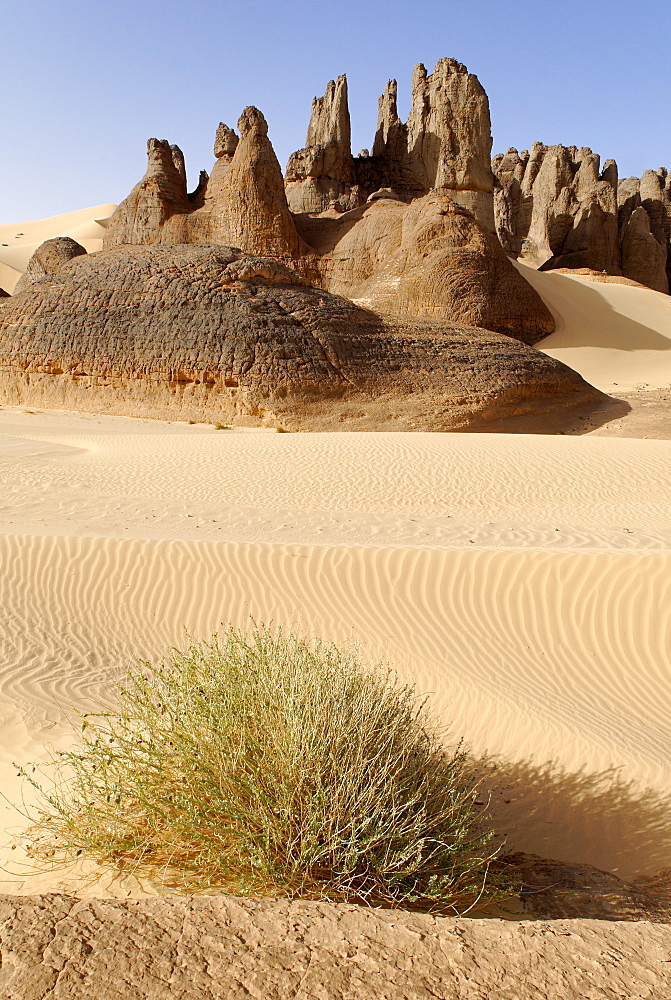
xmin=2 ymin=894 xmax=670 ymax=1000
xmin=0 ymin=244 xmax=601 ymax=432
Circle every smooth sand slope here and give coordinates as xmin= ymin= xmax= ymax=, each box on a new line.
xmin=0 ymin=408 xmax=670 ymax=897
xmin=518 ymin=262 xmax=671 ymax=393
xmin=0 ymin=205 xmax=116 ymax=293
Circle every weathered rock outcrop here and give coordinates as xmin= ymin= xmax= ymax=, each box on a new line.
xmin=0 ymin=244 xmax=600 ymax=431
xmin=286 ymin=59 xmax=496 ymax=231
xmin=2 ymin=893 xmax=670 ymax=1000
xmin=13 ymin=237 xmax=87 ymax=293
xmin=285 ymin=76 xmax=360 ymax=214
xmin=618 ymin=169 xmax=670 ymax=292
xmin=494 ymin=144 xmax=670 ymax=293
xmin=105 ymin=109 xmax=309 ymax=265
xmin=102 ymin=139 xmax=192 ymax=248
xmin=199 ymin=122 xmax=238 ymax=206
xmin=619 ymin=205 xmax=668 ymax=292
xmin=107 ymin=58 xmax=497 ymax=243
xmin=102 ymin=77 xmax=552 ymax=341
xmin=306 ymin=192 xmax=554 ymax=343
xmin=404 ymin=59 xmax=495 ymax=230
xmin=492 ymin=144 xmax=621 ymax=275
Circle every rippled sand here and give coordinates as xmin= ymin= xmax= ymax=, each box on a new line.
xmin=0 ymin=407 xmax=670 ymax=895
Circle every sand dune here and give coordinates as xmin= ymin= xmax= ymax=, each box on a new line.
xmin=1 ymin=408 xmax=670 ymax=896
xmin=517 ymin=262 xmax=671 ymax=392
xmin=0 ymin=204 xmax=116 ymax=292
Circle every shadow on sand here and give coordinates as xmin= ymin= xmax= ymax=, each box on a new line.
xmin=468 ymin=392 xmax=632 ymax=435
xmin=472 ymin=754 xmax=671 ymax=882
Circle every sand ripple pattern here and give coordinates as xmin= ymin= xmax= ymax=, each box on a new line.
xmin=1 ymin=532 xmax=670 ymax=879
xmin=1 ymin=412 xmax=671 ymax=890
xmin=1 ymin=420 xmax=671 ymax=550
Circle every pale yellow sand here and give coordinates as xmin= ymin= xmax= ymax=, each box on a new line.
xmin=0 ymin=407 xmax=670 ymax=896
xmin=516 ymin=261 xmax=671 ymax=392
xmin=0 ymin=205 xmax=117 ymax=293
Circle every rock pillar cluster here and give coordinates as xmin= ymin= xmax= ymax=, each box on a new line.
xmin=285 ymin=59 xmax=496 ymax=231
xmin=492 ymin=144 xmax=620 ymax=275
xmin=104 ymin=110 xmax=307 ymax=263
xmin=617 ymin=169 xmax=671 ymax=292
xmin=493 ymin=145 xmax=670 ymax=293
xmin=100 ymin=59 xmax=668 ymax=295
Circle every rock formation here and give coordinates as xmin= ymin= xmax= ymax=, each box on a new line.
xmin=13 ymin=237 xmax=87 ymax=293
xmin=618 ymin=169 xmax=671 ymax=292
xmin=404 ymin=59 xmax=495 ymax=230
xmin=619 ymin=205 xmax=668 ymax=292
xmin=306 ymin=192 xmax=554 ymax=343
xmin=102 ymin=139 xmax=191 ymax=248
xmin=2 ymin=892 xmax=670 ymax=1000
xmin=492 ymin=144 xmax=620 ymax=275
xmin=286 ymin=59 xmax=496 ymax=231
xmin=102 ymin=71 xmax=553 ymax=343
xmin=0 ymin=243 xmax=600 ymax=431
xmin=105 ymin=109 xmax=310 ymax=265
xmin=284 ymin=76 xmax=360 ymax=214
xmin=493 ymin=144 xmax=670 ymax=293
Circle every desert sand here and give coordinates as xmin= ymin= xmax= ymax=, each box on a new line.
xmin=0 ymin=406 xmax=670 ymax=898
xmin=521 ymin=262 xmax=671 ymax=392
xmin=1 ymin=201 xmax=670 ymax=901
xmin=0 ymin=205 xmax=116 ymax=293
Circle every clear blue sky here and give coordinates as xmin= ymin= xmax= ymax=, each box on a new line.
xmin=2 ymin=0 xmax=670 ymax=221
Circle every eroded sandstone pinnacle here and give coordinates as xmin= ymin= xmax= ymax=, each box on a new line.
xmin=104 ymin=57 xmax=498 ymax=249
xmin=493 ymin=144 xmax=671 ymax=292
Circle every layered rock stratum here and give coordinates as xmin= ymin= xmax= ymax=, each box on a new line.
xmin=0 ymin=245 xmax=599 ymax=431
xmin=1 ymin=893 xmax=670 ymax=999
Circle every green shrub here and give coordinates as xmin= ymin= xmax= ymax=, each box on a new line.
xmin=21 ymin=626 xmax=509 ymax=909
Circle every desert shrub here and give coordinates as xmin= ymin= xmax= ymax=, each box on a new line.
xmin=21 ymin=626 xmax=509 ymax=909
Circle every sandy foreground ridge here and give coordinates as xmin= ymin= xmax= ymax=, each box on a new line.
xmin=2 ymin=409 xmax=671 ymax=896
xmin=0 ymin=208 xmax=670 ymax=900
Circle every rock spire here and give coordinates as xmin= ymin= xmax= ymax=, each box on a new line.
xmin=286 ymin=59 xmax=496 ymax=231
xmin=285 ymin=76 xmax=358 ymax=214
